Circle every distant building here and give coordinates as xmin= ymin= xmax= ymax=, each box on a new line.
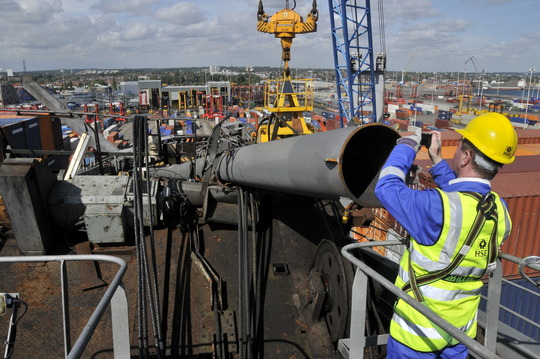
xmin=119 ymin=82 xmax=140 ymax=98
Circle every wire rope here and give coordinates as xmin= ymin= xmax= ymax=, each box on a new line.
xmin=377 ymin=0 xmax=386 ymax=54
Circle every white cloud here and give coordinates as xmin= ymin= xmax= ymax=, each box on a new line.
xmin=383 ymin=0 xmax=441 ymax=22
xmin=95 ymin=0 xmax=159 ymax=14
xmin=0 ymin=0 xmax=537 ymax=72
xmin=1 ymin=0 xmax=62 ymax=23
xmin=154 ymin=2 xmax=205 ymax=24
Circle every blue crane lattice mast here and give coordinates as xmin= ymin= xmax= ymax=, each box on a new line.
xmin=328 ymin=0 xmax=378 ymax=127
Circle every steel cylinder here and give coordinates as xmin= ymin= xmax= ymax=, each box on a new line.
xmin=216 ymin=124 xmax=399 ymax=207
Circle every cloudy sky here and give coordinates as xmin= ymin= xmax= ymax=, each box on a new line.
xmin=0 ymin=0 xmax=538 ymax=74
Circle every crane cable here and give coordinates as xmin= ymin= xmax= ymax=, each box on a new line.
xmin=133 ymin=115 xmax=165 ymax=358
xmin=377 ymin=0 xmax=386 ymax=54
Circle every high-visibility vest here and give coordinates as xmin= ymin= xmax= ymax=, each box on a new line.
xmin=390 ymin=189 xmax=512 ymax=352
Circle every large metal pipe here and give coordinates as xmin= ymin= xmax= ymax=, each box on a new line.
xmin=216 ymin=124 xmax=399 ymax=207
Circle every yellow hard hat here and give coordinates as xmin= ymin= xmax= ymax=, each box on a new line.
xmin=455 ymin=113 xmax=518 ymax=164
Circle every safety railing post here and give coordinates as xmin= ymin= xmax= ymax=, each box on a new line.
xmin=349 ymin=266 xmax=368 ymax=358
xmin=484 ymin=258 xmax=503 ymax=351
xmin=60 ymin=259 xmax=72 ymax=355
xmin=111 ymin=284 xmax=131 ymax=359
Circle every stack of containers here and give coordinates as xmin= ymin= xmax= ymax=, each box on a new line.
xmin=0 ymin=115 xmax=42 ymax=158
xmin=435 ymin=110 xmax=453 ymax=130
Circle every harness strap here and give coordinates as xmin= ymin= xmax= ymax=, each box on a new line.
xmin=402 ymin=192 xmax=499 ymax=302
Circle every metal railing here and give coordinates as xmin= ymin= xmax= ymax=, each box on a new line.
xmin=339 ymin=240 xmax=540 ymax=359
xmin=0 ymin=255 xmax=130 ymax=359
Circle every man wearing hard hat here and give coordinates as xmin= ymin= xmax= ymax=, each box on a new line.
xmin=375 ymin=113 xmax=517 ymax=358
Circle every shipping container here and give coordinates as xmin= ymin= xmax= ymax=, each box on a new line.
xmin=39 ymin=117 xmax=56 ymax=150
xmin=24 ymin=118 xmax=42 ymax=152
xmin=480 ymin=279 xmax=540 ymax=342
xmin=320 ymin=110 xmax=337 ymax=120
xmin=435 ymin=119 xmax=452 ymax=130
xmin=0 ymin=118 xmax=27 ymax=152
xmin=511 ymin=116 xmax=536 ymax=126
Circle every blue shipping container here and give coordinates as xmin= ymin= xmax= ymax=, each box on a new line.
xmin=510 ymin=117 xmax=536 ymax=126
xmin=480 ymin=278 xmax=540 ymax=342
xmin=0 ymin=119 xmax=27 ymax=151
xmin=25 ymin=118 xmax=42 ymax=151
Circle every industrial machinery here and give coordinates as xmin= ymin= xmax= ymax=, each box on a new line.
xmin=0 ymin=108 xmax=400 ymax=358
xmin=255 ymin=0 xmax=318 ymax=142
xmin=0 ymin=1 xmax=539 ymax=359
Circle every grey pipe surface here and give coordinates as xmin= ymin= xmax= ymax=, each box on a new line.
xmin=216 ymin=124 xmax=399 ymax=207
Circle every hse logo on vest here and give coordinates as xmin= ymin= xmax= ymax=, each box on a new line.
xmin=475 ymin=239 xmax=488 ymax=257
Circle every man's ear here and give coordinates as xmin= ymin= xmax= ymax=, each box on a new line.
xmin=461 ymin=148 xmax=472 ymax=168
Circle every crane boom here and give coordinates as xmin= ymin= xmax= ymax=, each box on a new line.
xmin=400 ymin=54 xmax=415 ymax=84
xmin=465 ymin=56 xmax=485 ymax=76
xmin=465 ymin=56 xmax=486 ymax=97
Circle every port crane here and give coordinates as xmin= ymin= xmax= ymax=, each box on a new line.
xmin=329 ymin=0 xmax=386 ymax=126
xmin=400 ymin=54 xmax=415 ymax=84
xmin=465 ymin=56 xmax=487 ymax=110
xmin=465 ymin=55 xmax=486 ymax=96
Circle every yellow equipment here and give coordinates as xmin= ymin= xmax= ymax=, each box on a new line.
xmin=256 ymin=0 xmax=319 ymax=142
xmin=455 ymin=113 xmax=518 ymax=164
xmin=257 ymin=0 xmax=318 ymax=78
xmin=457 ymin=95 xmax=473 ymax=115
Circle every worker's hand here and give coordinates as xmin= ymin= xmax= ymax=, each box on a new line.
xmin=397 ymin=128 xmax=421 ymax=152
xmin=428 ymin=131 xmax=443 ymax=165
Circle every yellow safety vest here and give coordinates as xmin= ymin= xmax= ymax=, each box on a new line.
xmin=390 ymin=190 xmax=512 ymax=352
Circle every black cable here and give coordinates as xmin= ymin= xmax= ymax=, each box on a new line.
xmin=142 ymin=119 xmax=165 ymax=359
xmin=145 ymin=120 xmax=165 ymax=355
xmin=133 ymin=115 xmax=165 ymax=358
xmin=133 ymin=116 xmax=144 ymax=357
xmin=133 ymin=116 xmax=149 ymax=358
xmin=243 ymin=190 xmax=252 ymax=359
xmin=248 ymin=192 xmax=257 ymax=355
xmin=237 ymin=188 xmax=245 ymax=358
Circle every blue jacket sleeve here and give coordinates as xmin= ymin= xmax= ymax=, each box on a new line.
xmin=429 ymin=160 xmax=457 ymax=190
xmin=375 ymin=144 xmax=444 ymax=245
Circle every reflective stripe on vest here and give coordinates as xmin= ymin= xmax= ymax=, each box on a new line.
xmin=391 ymin=190 xmax=511 ymax=351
